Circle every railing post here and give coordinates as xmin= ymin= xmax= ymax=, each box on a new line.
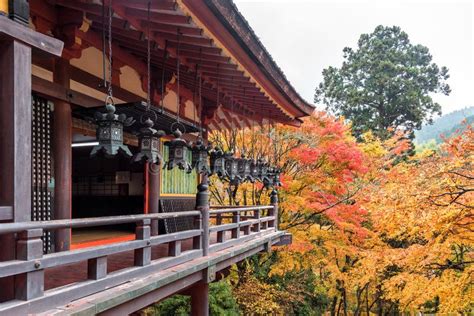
xmin=134 ymin=219 xmax=151 ymax=266
xmin=148 ymin=163 xmax=160 ymax=236
xmin=216 ymin=213 xmax=224 ymax=243
xmin=196 ymin=179 xmax=209 ymax=256
xmin=193 ymin=211 xmax=203 ymax=250
xmin=168 ymin=240 xmax=181 ymax=257
xmin=231 ymin=211 xmax=240 ymax=239
xmin=270 ymin=189 xmax=279 ymax=230
xmin=253 ymin=209 xmax=261 ymax=233
xmin=15 ymin=229 xmax=44 ymax=300
xmin=88 ymin=256 xmax=107 ymax=280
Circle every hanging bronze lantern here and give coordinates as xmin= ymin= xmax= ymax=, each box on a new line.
xmin=164 ymin=127 xmax=192 ymax=173
xmin=237 ymin=155 xmax=252 ymax=182
xmin=249 ymin=159 xmax=258 ymax=183
xmin=225 ymin=152 xmax=239 ymax=183
xmin=191 ymin=138 xmax=211 ymax=175
xmin=273 ymin=168 xmax=282 ymax=187
xmin=132 ymin=117 xmax=165 ymax=165
xmin=210 ymin=147 xmax=226 ymax=179
xmin=90 ymin=101 xmax=135 ymax=158
xmin=255 ymin=158 xmax=269 ymax=182
xmin=263 ymin=166 xmax=275 ymax=189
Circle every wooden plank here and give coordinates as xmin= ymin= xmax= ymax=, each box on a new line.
xmin=0 ymin=206 xmax=13 ymax=221
xmin=16 ymin=232 xmax=285 ymax=315
xmin=208 ymin=223 xmax=238 ymax=233
xmin=0 ymin=15 xmax=63 ymax=56
xmin=125 ymin=7 xmax=190 ymax=25
xmin=32 ymin=75 xmax=103 ymax=108
xmin=0 ymin=229 xmax=202 ymax=278
xmin=0 ymin=211 xmax=201 ymax=234
xmin=0 ymin=250 xmax=203 ymax=315
xmin=209 ymin=205 xmax=272 ymax=214
xmin=101 ymin=272 xmax=202 ymax=316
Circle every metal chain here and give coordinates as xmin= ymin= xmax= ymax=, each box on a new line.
xmin=160 ymin=41 xmax=168 ymax=113
xmin=146 ymin=0 xmax=151 ymax=111
xmin=107 ymin=0 xmax=113 ymax=100
xmin=102 ymin=1 xmax=106 ymax=89
xmin=176 ymin=29 xmax=181 ymax=123
xmin=199 ymin=63 xmax=203 ymax=138
xmin=192 ymin=63 xmax=198 ymax=125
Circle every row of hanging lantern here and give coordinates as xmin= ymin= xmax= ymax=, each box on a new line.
xmin=89 ymin=1 xmax=281 ymax=189
xmin=209 ymin=150 xmax=281 ymax=188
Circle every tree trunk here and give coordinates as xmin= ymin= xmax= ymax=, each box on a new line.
xmin=330 ymin=296 xmax=338 ymax=316
xmin=366 ymin=285 xmax=370 ymax=316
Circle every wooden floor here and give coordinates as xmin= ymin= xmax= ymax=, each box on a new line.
xmin=45 ymin=237 xmax=195 ymax=290
xmin=71 ymin=228 xmax=135 ymax=250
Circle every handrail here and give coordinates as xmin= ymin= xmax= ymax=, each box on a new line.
xmin=0 ymin=211 xmax=201 ymax=234
xmin=209 ymin=205 xmax=272 ymax=215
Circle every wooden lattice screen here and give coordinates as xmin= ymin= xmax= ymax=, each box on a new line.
xmin=160 ymin=198 xmax=196 ymax=233
xmin=32 ymin=94 xmax=53 ymax=253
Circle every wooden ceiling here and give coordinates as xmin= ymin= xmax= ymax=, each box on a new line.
xmin=30 ymin=0 xmax=313 ymax=130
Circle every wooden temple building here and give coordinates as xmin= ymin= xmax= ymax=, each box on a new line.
xmin=0 ymin=0 xmax=313 ymax=315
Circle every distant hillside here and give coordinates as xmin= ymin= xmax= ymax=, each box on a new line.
xmin=415 ymin=106 xmax=474 ymax=144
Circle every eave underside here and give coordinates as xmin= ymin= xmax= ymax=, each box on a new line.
xmin=30 ymin=0 xmax=312 ymax=130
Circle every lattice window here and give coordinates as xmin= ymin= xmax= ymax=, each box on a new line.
xmin=32 ymin=95 xmax=53 ymax=254
xmin=72 ymin=175 xmax=120 ymax=196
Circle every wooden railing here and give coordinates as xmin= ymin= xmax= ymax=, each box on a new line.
xmin=0 ymin=204 xmax=278 ymax=312
xmin=209 ymin=205 xmax=276 ymax=253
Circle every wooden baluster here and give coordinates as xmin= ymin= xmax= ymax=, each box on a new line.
xmin=216 ymin=213 xmax=224 ymax=243
xmin=261 ymin=208 xmax=268 ymax=230
xmin=88 ymin=256 xmax=107 ymax=280
xmin=134 ymin=219 xmax=151 ymax=266
xmin=168 ymin=240 xmax=181 ymax=257
xmin=15 ymin=229 xmax=44 ymax=300
xmin=193 ymin=212 xmax=202 ymax=250
xmin=231 ymin=212 xmax=240 ymax=239
xmin=253 ymin=209 xmax=261 ymax=233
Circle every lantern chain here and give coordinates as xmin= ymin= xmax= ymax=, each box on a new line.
xmin=107 ymin=0 xmax=113 ymax=101
xmin=160 ymin=41 xmax=168 ymax=113
xmin=146 ymin=0 xmax=151 ymax=111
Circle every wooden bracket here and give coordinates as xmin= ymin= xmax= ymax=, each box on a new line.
xmin=205 ymin=265 xmax=216 ymax=283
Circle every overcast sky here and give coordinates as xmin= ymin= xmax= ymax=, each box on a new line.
xmin=234 ymin=0 xmax=473 ymax=115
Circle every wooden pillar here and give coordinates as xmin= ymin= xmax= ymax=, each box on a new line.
xmin=0 ymin=39 xmax=32 ymax=302
xmin=270 ymin=188 xmax=279 ymax=230
xmin=148 ymin=163 xmax=160 ymax=236
xmin=190 ymin=281 xmax=209 ymax=316
xmin=195 ymin=124 xmax=210 ymax=255
xmin=53 ymin=58 xmax=72 ymax=252
xmin=0 ymin=14 xmax=62 ymax=303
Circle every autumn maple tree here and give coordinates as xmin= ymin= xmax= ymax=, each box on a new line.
xmin=207 ymin=112 xmax=473 ymax=314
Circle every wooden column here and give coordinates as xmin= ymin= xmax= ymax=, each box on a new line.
xmin=0 ymin=14 xmax=63 ymax=303
xmin=195 ymin=124 xmax=210 ymax=255
xmin=190 ymin=281 xmax=209 ymax=316
xmin=270 ymin=188 xmax=279 ymax=230
xmin=148 ymin=163 xmax=160 ymax=236
xmin=53 ymin=58 xmax=72 ymax=252
xmin=0 ymin=38 xmax=32 ymax=302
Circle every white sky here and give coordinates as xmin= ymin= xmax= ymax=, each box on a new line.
xmin=234 ymin=0 xmax=473 ymax=114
